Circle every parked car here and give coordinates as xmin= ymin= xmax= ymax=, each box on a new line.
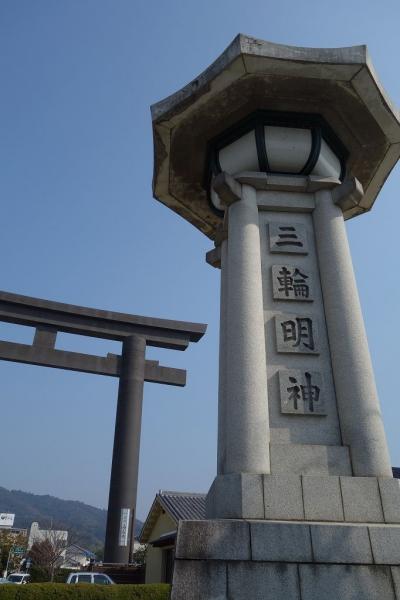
xmin=0 ymin=578 xmax=12 ymax=584
xmin=6 ymin=573 xmax=31 ymax=584
xmin=66 ymin=572 xmax=115 ymax=585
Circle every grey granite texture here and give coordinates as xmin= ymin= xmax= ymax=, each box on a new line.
xmin=278 ymin=370 xmax=326 ymax=415
xmin=314 ymin=190 xmax=393 ymax=478
xmin=303 ymin=475 xmax=344 ymax=521
xmin=175 ymin=519 xmax=400 ymax=565
xmin=340 ymin=476 xmax=384 ymax=522
xmin=206 ymin=473 xmax=264 ymax=519
xmin=171 ymin=560 xmax=227 ymax=600
xmin=391 ymin=567 xmax=400 ymax=598
xmin=379 ymin=478 xmax=400 ymax=524
xmin=228 ymin=562 xmax=300 ymax=599
xmin=299 ymin=564 xmax=395 ymax=600
xmin=310 ymin=524 xmax=372 ymax=564
xmin=369 ymin=526 xmax=400 ymax=565
xmin=222 ymin=184 xmax=270 ymax=475
xmin=270 ymin=444 xmax=352 ymax=476
xmin=175 ymin=520 xmax=250 ymax=561
xmin=269 ymin=222 xmax=308 ymax=254
xmin=251 ymin=522 xmax=312 ymax=562
xmin=264 ymin=474 xmax=304 ymax=520
xmin=260 ymin=209 xmax=344 ymax=450
xmin=172 ymin=521 xmax=400 ymax=599
xmin=271 ymin=264 xmax=314 ymax=302
xmin=207 ymin=473 xmax=400 ymax=523
xmin=275 ymin=314 xmax=319 ymax=354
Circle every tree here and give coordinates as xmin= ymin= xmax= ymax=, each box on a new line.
xmin=91 ymin=543 xmax=104 ymax=562
xmin=28 ymin=527 xmax=80 ymax=582
xmin=0 ymin=530 xmax=28 ymax=575
xmin=132 ymin=544 xmax=147 ymax=567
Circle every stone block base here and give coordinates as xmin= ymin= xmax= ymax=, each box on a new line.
xmin=206 ymin=473 xmax=400 ymax=523
xmin=171 ymin=520 xmax=400 ymax=599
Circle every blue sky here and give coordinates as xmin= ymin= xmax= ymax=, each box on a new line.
xmin=1 ymin=0 xmax=400 ymax=521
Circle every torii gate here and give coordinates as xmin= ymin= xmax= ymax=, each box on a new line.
xmin=0 ymin=290 xmax=206 ymax=563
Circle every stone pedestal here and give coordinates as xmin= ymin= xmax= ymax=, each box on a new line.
xmin=172 ymin=519 xmax=400 ymax=600
xmin=173 ymin=472 xmax=400 ymax=598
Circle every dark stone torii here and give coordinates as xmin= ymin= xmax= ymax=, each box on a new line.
xmin=0 ymin=290 xmax=206 ymax=563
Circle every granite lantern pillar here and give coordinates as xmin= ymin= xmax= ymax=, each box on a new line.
xmin=313 ymin=188 xmax=393 ymax=477
xmin=221 ymin=181 xmax=270 ymax=476
xmin=151 ymin=35 xmax=400 ymax=600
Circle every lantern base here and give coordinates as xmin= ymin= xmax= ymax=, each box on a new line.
xmin=206 ymin=470 xmax=400 ymax=523
xmin=171 ymin=519 xmax=400 ymax=599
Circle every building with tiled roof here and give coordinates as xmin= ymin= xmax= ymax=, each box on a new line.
xmin=139 ymin=491 xmax=205 ymax=584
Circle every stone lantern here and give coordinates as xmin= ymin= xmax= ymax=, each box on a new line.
xmin=151 ymin=35 xmax=400 ymax=599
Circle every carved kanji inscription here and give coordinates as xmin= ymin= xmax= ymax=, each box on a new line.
xmin=275 ymin=314 xmax=319 ymax=354
xmin=272 ymin=265 xmax=313 ymax=301
xmin=279 ymin=370 xmax=326 ymax=415
xmin=269 ymin=223 xmax=308 ymax=255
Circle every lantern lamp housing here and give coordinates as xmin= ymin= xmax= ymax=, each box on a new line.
xmin=207 ymin=111 xmax=347 ymax=213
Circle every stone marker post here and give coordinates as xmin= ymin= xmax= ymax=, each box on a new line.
xmin=151 ymin=35 xmax=400 ymax=600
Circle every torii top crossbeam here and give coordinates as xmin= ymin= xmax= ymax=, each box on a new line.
xmin=0 ymin=290 xmax=205 ymax=347
xmin=0 ymin=290 xmax=206 ymax=383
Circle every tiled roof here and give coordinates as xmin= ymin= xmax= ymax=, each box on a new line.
xmin=139 ymin=491 xmax=206 ymax=544
xmin=158 ymin=491 xmax=206 ymax=522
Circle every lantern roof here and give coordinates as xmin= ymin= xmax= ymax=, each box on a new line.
xmin=151 ymin=34 xmax=400 ymax=240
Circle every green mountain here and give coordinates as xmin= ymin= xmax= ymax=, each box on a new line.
xmin=0 ymin=487 xmax=143 ymax=551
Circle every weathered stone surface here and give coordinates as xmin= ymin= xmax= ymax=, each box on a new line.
xmin=264 ymin=474 xmax=304 ymax=519
xmin=272 ymin=264 xmax=314 ymax=302
xmin=379 ymin=478 xmax=400 ymax=524
xmin=275 ymin=314 xmax=319 ymax=354
xmin=310 ymin=524 xmax=372 ymax=563
xmin=303 ymin=476 xmax=344 ymax=521
xmin=278 ymin=370 xmax=326 ymax=415
xmin=175 ymin=520 xmax=250 ymax=561
xmin=223 ymin=184 xmax=270 ymax=476
xmin=313 ymin=193 xmax=393 ymax=478
xmin=153 ymin=35 xmax=400 ymax=239
xmin=369 ymin=526 xmax=400 ymax=565
xmin=261 ymin=209 xmax=344 ymax=450
xmin=299 ymin=564 xmax=395 ymax=600
xmin=340 ymin=477 xmax=384 ymax=522
xmin=269 ymin=222 xmax=308 ymax=254
xmin=390 ymin=567 xmax=400 ymax=599
xmin=228 ymin=562 xmax=300 ymax=600
xmin=270 ymin=444 xmax=352 ymax=476
xmin=251 ymin=522 xmax=312 ymax=562
xmin=206 ymin=473 xmax=264 ymax=519
xmin=171 ymin=560 xmax=227 ymax=600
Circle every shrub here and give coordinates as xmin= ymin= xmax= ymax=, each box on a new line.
xmin=0 ymin=583 xmax=171 ymax=600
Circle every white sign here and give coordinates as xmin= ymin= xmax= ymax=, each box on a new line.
xmin=0 ymin=513 xmax=15 ymax=528
xmin=118 ymin=508 xmax=130 ymax=547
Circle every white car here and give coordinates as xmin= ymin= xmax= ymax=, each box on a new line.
xmin=6 ymin=573 xmax=31 ymax=584
xmin=66 ymin=572 xmax=115 ymax=585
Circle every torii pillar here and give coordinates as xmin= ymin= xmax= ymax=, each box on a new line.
xmin=151 ymin=36 xmax=400 ymax=600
